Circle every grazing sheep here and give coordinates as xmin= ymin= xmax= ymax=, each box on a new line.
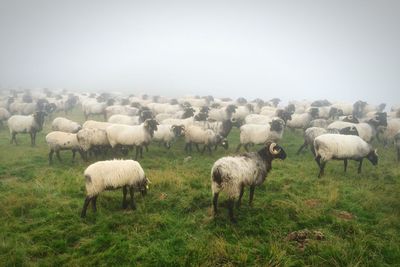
xmin=236 ymin=118 xmax=285 ymax=152
xmin=108 ymin=114 xmax=140 ymax=125
xmin=380 ymin=118 xmax=400 ymax=146
xmin=77 ymin=128 xmax=110 ymax=158
xmin=309 ymin=119 xmax=329 ymax=129
xmin=82 ymin=99 xmax=107 ymax=120
xmin=211 ymin=142 xmax=287 ymax=222
xmin=328 ymin=113 xmax=387 ymax=143
xmin=106 ymin=119 xmax=159 ymax=159
xmin=153 ymin=124 xmax=185 ymax=149
xmin=208 ymin=104 xmax=237 ymax=121
xmin=184 ymin=125 xmax=228 ymax=154
xmin=80 ymin=159 xmax=150 ymax=217
xmin=286 ymin=107 xmax=319 ymax=130
xmin=45 ymin=131 xmax=84 ymax=164
xmin=52 ymin=117 xmax=82 ymax=133
xmin=7 ymin=111 xmax=46 ymax=146
xmin=82 ymin=120 xmax=114 ymax=130
xmin=314 ymin=134 xmax=378 ymax=177
xmin=395 ymin=130 xmax=400 ymax=162
xmin=297 ymin=126 xmax=358 ymax=155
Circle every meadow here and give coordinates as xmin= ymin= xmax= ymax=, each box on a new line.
xmin=0 ymin=108 xmax=399 ymax=266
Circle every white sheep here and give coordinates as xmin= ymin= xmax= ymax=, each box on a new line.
xmin=380 ymin=118 xmax=400 ymax=146
xmin=309 ymin=119 xmax=329 ymax=129
xmin=45 ymin=131 xmax=84 ymax=164
xmin=286 ymin=107 xmax=319 ymax=130
xmin=313 ymin=134 xmax=378 ymax=177
xmin=108 ymin=114 xmax=140 ymax=125
xmin=80 ymin=159 xmax=150 ymax=217
xmin=208 ymin=105 xmax=237 ymax=121
xmin=236 ymin=118 xmax=285 ymax=152
xmin=153 ymin=124 xmax=185 ymax=149
xmin=77 ymin=128 xmax=110 ymax=158
xmin=7 ymin=111 xmax=46 ymax=146
xmin=184 ymin=125 xmax=228 ymax=154
xmin=82 ymin=99 xmax=107 ymax=120
xmin=106 ymin=119 xmax=159 ymax=159
xmin=327 ymin=115 xmax=386 ymax=143
xmin=211 ymin=142 xmax=287 ymax=222
xmin=82 ymin=120 xmax=114 ymax=130
xmin=52 ymin=117 xmax=82 ymax=133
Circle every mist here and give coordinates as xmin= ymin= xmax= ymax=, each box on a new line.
xmin=0 ymin=0 xmax=399 ymax=107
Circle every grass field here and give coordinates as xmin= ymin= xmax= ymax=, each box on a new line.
xmin=0 ymin=108 xmax=399 ymax=266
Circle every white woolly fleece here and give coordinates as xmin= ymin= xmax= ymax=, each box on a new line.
xmin=84 ymin=159 xmax=146 ymax=197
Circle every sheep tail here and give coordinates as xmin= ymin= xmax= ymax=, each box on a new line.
xmin=212 ymin=167 xmax=223 ymax=185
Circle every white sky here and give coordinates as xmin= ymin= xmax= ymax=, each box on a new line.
xmin=0 ymin=0 xmax=399 ymax=106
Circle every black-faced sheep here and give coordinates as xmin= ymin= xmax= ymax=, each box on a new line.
xmin=7 ymin=111 xmax=46 ymax=146
xmin=211 ymin=142 xmax=287 ymax=222
xmin=314 ymin=134 xmax=378 ymax=177
xmin=80 ymin=159 xmax=150 ymax=217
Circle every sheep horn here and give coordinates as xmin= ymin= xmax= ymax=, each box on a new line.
xmin=269 ymin=142 xmax=280 ymax=155
xmin=374 ymin=149 xmax=378 ymax=156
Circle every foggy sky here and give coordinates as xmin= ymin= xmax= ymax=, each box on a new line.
xmin=0 ymin=0 xmax=399 ymax=106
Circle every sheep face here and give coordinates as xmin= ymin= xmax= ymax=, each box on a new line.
xmin=342 ymin=115 xmax=359 ymax=123
xmin=144 ymin=119 xmax=159 ymax=137
xmin=33 ymin=111 xmax=47 ymax=131
xmin=171 ymin=125 xmax=185 ymax=137
xmin=217 ymin=136 xmax=229 ymax=150
xmin=181 ymin=107 xmax=195 ymax=119
xmin=226 ymin=104 xmax=237 ymax=116
xmin=270 ymin=119 xmax=284 ymax=132
xmin=139 ymin=177 xmax=150 ymax=196
xmin=276 ymin=109 xmax=292 ymax=123
xmin=339 ymin=126 xmax=359 ymax=136
xmin=329 ymin=107 xmax=344 ymax=119
xmin=309 ymin=107 xmax=319 ymax=119
xmin=366 ymin=149 xmax=378 ymax=166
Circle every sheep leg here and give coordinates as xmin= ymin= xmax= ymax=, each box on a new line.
xmin=122 ymin=186 xmax=128 ymax=209
xmin=237 ymin=185 xmax=244 ymax=208
xmin=235 ymin=144 xmax=242 ymax=152
xmin=212 ymin=193 xmax=219 ymax=215
xmin=144 ymin=144 xmax=149 ymax=152
xmin=48 ymin=149 xmax=54 ymax=164
xmin=56 ymin=150 xmax=62 ymax=162
xmin=344 ymin=159 xmax=348 ymax=172
xmin=296 ymin=142 xmax=307 ymax=155
xmin=227 ymin=199 xmax=237 ymax=223
xmin=129 ymin=186 xmax=136 ymax=210
xmin=72 ymin=150 xmax=76 ymax=162
xmin=32 ymin=132 xmax=37 ymax=146
xmin=134 ymin=147 xmax=140 ymax=160
xmin=310 ymin=145 xmax=316 ymax=157
xmin=318 ymin=161 xmax=326 ymax=178
xmin=201 ymin=145 xmax=207 ymax=155
xmin=81 ymin=196 xmax=92 ymax=218
xmin=184 ymin=142 xmax=190 ymax=153
xmin=195 ymin=144 xmax=200 ymax=152
xmin=29 ymin=132 xmax=34 ymax=146
xmin=314 ymin=155 xmax=321 ymax=168
xmin=214 ymin=144 xmax=218 ymax=151
xmin=357 ymin=159 xmax=363 ymax=174
xmin=249 ymin=185 xmax=255 ymax=206
xmin=139 ymin=146 xmax=143 ymax=158
xmin=207 ymin=145 xmax=212 ymax=155
xmin=91 ymin=196 xmax=97 ymax=212
xmin=78 ymin=150 xmax=86 ymax=161
xmin=244 ymin=143 xmax=250 ymax=152
xmin=10 ymin=132 xmax=17 ymax=144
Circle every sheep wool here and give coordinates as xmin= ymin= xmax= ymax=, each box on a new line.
xmin=84 ymin=159 xmax=146 ymax=197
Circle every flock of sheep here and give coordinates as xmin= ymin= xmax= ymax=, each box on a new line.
xmin=1 ymin=89 xmax=399 ymax=222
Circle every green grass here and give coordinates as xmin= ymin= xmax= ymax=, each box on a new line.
xmin=0 ymin=108 xmax=399 ymax=266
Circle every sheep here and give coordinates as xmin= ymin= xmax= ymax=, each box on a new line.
xmin=236 ymin=118 xmax=285 ymax=152
xmin=108 ymin=114 xmax=140 ymax=125
xmin=80 ymin=159 xmax=150 ymax=217
xmin=82 ymin=120 xmax=114 ymax=130
xmin=313 ymin=134 xmax=378 ymax=177
xmin=82 ymin=99 xmax=107 ymax=120
xmin=211 ymin=142 xmax=287 ymax=222
xmin=309 ymin=119 xmax=329 ymax=129
xmin=208 ymin=104 xmax=237 ymax=121
xmin=76 ymin=128 xmax=111 ymax=158
xmin=184 ymin=125 xmax=228 ymax=154
xmin=353 ymin=100 xmax=386 ymax=119
xmin=296 ymin=126 xmax=359 ymax=155
xmin=106 ymin=119 xmax=159 ymax=159
xmin=153 ymin=124 xmax=185 ymax=149
xmin=7 ymin=111 xmax=46 ymax=146
xmin=105 ymin=105 xmax=139 ymax=118
xmin=379 ymin=118 xmax=400 ymax=146
xmin=328 ymin=113 xmax=387 ymax=143
xmin=45 ymin=131 xmax=84 ymax=164
xmin=51 ymin=117 xmax=82 ymax=133
xmin=286 ymin=107 xmax=319 ymax=130
xmin=232 ymin=104 xmax=254 ymax=124
xmin=198 ymin=118 xmax=235 ymax=138
xmin=245 ymin=110 xmax=292 ymax=125
xmin=395 ymin=130 xmax=400 ymax=162
xmin=0 ymin=107 xmax=11 ymax=127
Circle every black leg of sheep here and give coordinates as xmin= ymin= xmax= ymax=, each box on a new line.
xmin=129 ymin=186 xmax=136 ymax=210
xmin=227 ymin=199 xmax=236 ymax=223
xmin=249 ymin=185 xmax=255 ymax=206
xmin=237 ymin=185 xmax=244 ymax=208
xmin=92 ymin=196 xmax=97 ymax=212
xmin=344 ymin=159 xmax=348 ymax=172
xmin=122 ymin=186 xmax=128 ymax=209
xmin=81 ymin=196 xmax=93 ymax=218
xmin=212 ymin=193 xmax=219 ymax=215
xmin=357 ymin=159 xmax=363 ymax=174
